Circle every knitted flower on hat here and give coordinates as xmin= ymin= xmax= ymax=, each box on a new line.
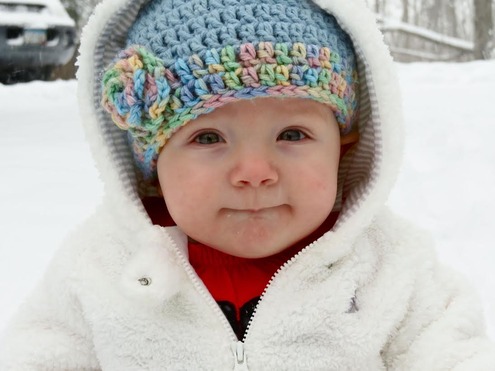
xmin=101 ymin=0 xmax=359 ymax=181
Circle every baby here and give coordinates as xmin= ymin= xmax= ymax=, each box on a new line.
xmin=157 ymin=97 xmax=341 ymax=259
xmin=1 ymin=0 xmax=494 ymax=369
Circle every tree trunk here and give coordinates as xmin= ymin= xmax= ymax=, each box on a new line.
xmin=447 ymin=0 xmax=458 ymax=38
xmin=402 ymin=0 xmax=409 ymax=23
xmin=375 ymin=0 xmax=380 ymax=14
xmin=473 ymin=0 xmax=494 ymax=59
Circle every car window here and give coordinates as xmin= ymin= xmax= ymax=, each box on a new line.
xmin=0 ymin=2 xmax=49 ymax=15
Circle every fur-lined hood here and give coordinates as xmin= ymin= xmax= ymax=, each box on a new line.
xmin=77 ymin=0 xmax=403 ymax=250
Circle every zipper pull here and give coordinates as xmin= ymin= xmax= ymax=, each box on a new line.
xmin=232 ymin=341 xmax=249 ymax=370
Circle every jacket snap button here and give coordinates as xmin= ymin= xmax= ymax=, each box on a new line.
xmin=138 ymin=277 xmax=152 ymax=286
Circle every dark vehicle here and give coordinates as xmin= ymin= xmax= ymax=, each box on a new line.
xmin=0 ymin=0 xmax=76 ymax=83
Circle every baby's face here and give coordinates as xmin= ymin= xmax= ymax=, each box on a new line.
xmin=157 ymin=97 xmax=341 ymax=258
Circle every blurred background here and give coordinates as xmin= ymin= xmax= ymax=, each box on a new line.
xmin=1 ymin=0 xmax=493 ymax=83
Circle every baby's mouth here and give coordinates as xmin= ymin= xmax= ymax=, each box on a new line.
xmin=225 ymin=204 xmax=283 ymax=212
xmin=221 ymin=205 xmax=289 ymax=219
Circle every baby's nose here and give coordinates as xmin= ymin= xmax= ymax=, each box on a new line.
xmin=229 ymin=150 xmax=279 ymax=188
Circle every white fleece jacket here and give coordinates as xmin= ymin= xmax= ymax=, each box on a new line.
xmin=1 ymin=0 xmax=494 ymax=369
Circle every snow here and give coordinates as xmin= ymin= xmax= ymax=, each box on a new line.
xmin=0 ymin=61 xmax=494 ymax=343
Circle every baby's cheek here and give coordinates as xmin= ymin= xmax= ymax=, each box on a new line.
xmin=307 ymin=167 xmax=338 ymax=192
xmin=170 ymin=182 xmax=213 ymax=219
xmin=301 ymin=171 xmax=338 ymax=209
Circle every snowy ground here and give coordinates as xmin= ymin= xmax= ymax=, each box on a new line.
xmin=1 ymin=61 xmax=494 ymax=341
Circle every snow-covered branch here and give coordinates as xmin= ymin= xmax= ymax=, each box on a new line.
xmin=377 ymin=16 xmax=474 ymax=52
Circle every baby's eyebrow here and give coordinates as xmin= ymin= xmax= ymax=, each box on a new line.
xmin=285 ymin=112 xmax=333 ymax=124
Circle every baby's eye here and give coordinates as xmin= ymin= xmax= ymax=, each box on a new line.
xmin=193 ymin=132 xmax=223 ymax=144
xmin=277 ymin=129 xmax=307 ymax=142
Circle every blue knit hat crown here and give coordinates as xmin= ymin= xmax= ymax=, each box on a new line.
xmin=101 ymin=0 xmax=359 ymax=181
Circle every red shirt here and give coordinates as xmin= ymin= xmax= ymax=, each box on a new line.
xmin=143 ymin=196 xmax=338 ymax=322
xmin=187 ymin=212 xmax=339 ymax=316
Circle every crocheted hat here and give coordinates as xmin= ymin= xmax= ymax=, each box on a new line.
xmin=101 ymin=0 xmax=359 ymax=181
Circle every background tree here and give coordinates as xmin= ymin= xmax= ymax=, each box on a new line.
xmin=55 ymin=0 xmax=102 ymax=79
xmin=474 ymin=0 xmax=494 ymax=59
xmin=366 ymin=0 xmax=494 ymax=61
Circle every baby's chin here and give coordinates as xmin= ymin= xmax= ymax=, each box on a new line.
xmin=221 ymin=244 xmax=289 ymax=259
xmin=210 ymin=244 xmax=291 ymax=259
xmin=181 ymin=205 xmax=332 ymax=258
xmin=191 ymin=227 xmax=306 ymax=259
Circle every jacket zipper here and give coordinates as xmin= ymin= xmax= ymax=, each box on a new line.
xmin=162 ymin=230 xmax=242 ymax=365
xmin=232 ymin=341 xmax=249 ymax=371
xmin=163 ymin=228 xmax=317 ymax=369
xmin=241 ymin=241 xmax=316 ymax=342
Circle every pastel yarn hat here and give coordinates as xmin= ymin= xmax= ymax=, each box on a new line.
xmin=101 ymin=0 xmax=359 ymax=181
